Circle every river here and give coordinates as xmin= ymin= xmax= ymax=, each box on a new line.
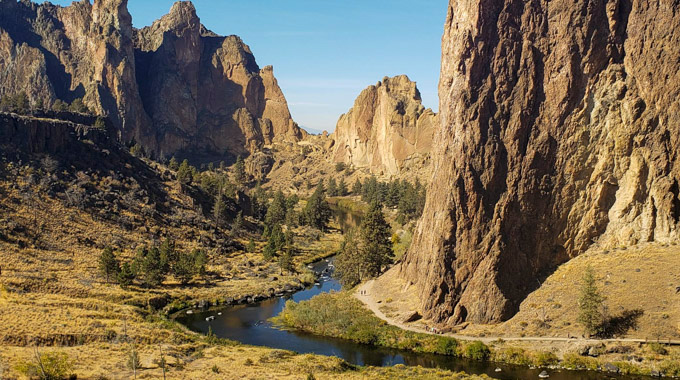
xmin=177 ymin=207 xmax=651 ymax=380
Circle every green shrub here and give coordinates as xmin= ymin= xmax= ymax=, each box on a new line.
xmin=464 ymin=341 xmax=490 ymax=361
xmin=15 ymin=351 xmax=74 ymax=379
xmin=533 ymin=351 xmax=559 ymax=367
xmin=493 ymin=347 xmax=532 ymax=365
xmin=648 ymin=342 xmax=669 ymax=355
xmin=434 ymin=337 xmax=459 ymax=356
xmin=661 ymin=359 xmax=680 ymax=376
xmin=562 ymin=352 xmax=598 ymax=370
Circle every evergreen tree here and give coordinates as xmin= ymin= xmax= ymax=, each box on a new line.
xmin=132 ymin=246 xmax=165 ymax=287
xmin=69 ymin=97 xmax=89 ymax=114
xmin=192 ymin=249 xmax=208 ymax=281
xmin=213 ymin=195 xmax=227 ymax=228
xmin=117 ymin=262 xmax=135 ymax=288
xmin=251 ymin=184 xmax=269 ymax=220
xmin=338 ymin=177 xmax=348 ymax=196
xmin=360 ymin=201 xmax=394 ymax=277
xmin=265 ymin=191 xmax=287 ymax=228
xmin=177 ymin=159 xmax=193 ymax=184
xmin=13 ymin=92 xmax=29 ymax=113
xmin=247 ymin=238 xmax=256 ymax=253
xmin=98 ymin=246 xmax=120 ymax=283
xmin=578 ymin=266 xmax=605 ymax=336
xmin=158 ymin=238 xmax=176 ymax=274
xmin=234 ymin=156 xmax=246 ymax=184
xmin=232 ymin=211 xmax=243 ymax=237
xmin=335 ymin=228 xmax=363 ymax=287
xmin=52 ymin=99 xmax=68 ymax=112
xmin=327 ymin=177 xmax=338 ymax=196
xmin=278 ymin=248 xmax=294 ymax=274
xmin=352 ymin=178 xmax=362 ymax=195
xmin=168 ymin=156 xmax=179 ymax=171
xmin=302 ymin=182 xmax=331 ymax=230
xmin=173 ymin=251 xmax=196 ymax=285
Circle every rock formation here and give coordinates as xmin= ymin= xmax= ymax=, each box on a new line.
xmin=399 ymin=0 xmax=680 ymax=325
xmin=331 ymin=75 xmax=436 ymax=176
xmin=0 ymin=0 xmax=304 ymax=160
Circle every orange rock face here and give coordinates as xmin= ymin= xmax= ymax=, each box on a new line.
xmin=331 ymin=75 xmax=436 ymax=176
xmin=399 ymin=0 xmax=680 ymax=324
xmin=0 ymin=0 xmax=303 ymax=160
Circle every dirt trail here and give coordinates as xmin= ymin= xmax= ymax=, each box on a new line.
xmin=355 ymin=281 xmax=680 ymax=346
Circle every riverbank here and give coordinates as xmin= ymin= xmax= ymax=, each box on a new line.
xmin=276 ymin=290 xmax=680 ymax=377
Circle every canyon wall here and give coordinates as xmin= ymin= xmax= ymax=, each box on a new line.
xmin=331 ymin=75 xmax=436 ymax=176
xmin=0 ymin=0 xmax=303 ymax=160
xmin=399 ymin=0 xmax=680 ymax=324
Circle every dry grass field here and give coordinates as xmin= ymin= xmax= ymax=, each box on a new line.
xmin=0 ymin=154 xmax=484 ymax=379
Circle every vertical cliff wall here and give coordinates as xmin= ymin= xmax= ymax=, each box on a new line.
xmin=0 ymin=0 xmax=304 ymax=160
xmin=331 ymin=75 xmax=436 ymax=176
xmin=400 ymin=0 xmax=680 ymax=324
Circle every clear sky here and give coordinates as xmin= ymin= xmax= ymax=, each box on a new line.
xmin=52 ymin=0 xmax=447 ymax=134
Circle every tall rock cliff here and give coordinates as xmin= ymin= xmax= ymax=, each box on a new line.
xmin=331 ymin=75 xmax=436 ymax=176
xmin=399 ymin=0 xmax=680 ymax=324
xmin=0 ymin=0 xmax=303 ymax=159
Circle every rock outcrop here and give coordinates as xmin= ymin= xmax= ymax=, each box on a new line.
xmin=0 ymin=0 xmax=304 ymax=160
xmin=399 ymin=0 xmax=680 ymax=325
xmin=331 ymin=75 xmax=436 ymax=176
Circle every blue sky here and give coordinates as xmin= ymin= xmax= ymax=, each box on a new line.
xmin=52 ymin=0 xmax=446 ymax=133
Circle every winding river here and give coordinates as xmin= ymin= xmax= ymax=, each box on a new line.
xmin=178 ymin=208 xmax=651 ymax=380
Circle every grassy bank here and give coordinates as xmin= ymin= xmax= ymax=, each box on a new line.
xmin=273 ymin=291 xmax=680 ymax=377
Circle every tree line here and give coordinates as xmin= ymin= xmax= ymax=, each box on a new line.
xmin=99 ymin=239 xmax=207 ymax=288
xmin=0 ymin=92 xmax=92 ymax=114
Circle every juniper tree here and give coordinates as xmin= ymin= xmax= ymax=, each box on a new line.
xmin=234 ymin=156 xmax=246 ymax=184
xmin=168 ymin=156 xmax=179 ymax=171
xmin=327 ymin=177 xmax=338 ymax=196
xmin=177 ymin=159 xmax=193 ymax=184
xmin=338 ymin=177 xmax=348 ymax=196
xmin=117 ymin=262 xmax=135 ymax=288
xmin=98 ymin=246 xmax=120 ymax=283
xmin=577 ymin=266 xmax=605 ymax=336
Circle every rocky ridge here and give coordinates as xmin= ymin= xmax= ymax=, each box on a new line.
xmin=0 ymin=0 xmax=304 ymax=160
xmin=330 ymin=75 xmax=436 ymax=176
xmin=397 ymin=0 xmax=680 ymax=325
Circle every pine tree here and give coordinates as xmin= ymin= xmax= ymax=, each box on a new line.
xmin=52 ymin=99 xmax=68 ymax=112
xmin=327 ymin=177 xmax=338 ymax=196
xmin=173 ymin=250 xmax=196 ymax=285
xmin=99 ymin=246 xmax=120 ymax=283
xmin=117 ymin=262 xmax=135 ymax=288
xmin=213 ymin=195 xmax=227 ymax=228
xmin=265 ymin=191 xmax=287 ymax=228
xmin=247 ymin=238 xmax=256 ymax=253
xmin=232 ymin=211 xmax=243 ymax=237
xmin=578 ymin=266 xmax=605 ymax=336
xmin=352 ymin=178 xmax=362 ymax=195
xmin=168 ymin=156 xmax=179 ymax=171
xmin=278 ymin=249 xmax=294 ymax=274
xmin=177 ymin=159 xmax=193 ymax=184
xmin=360 ymin=201 xmax=393 ymax=277
xmin=335 ymin=228 xmax=363 ymax=287
xmin=338 ymin=177 xmax=348 ymax=196
xmin=13 ymin=92 xmax=29 ymax=113
xmin=302 ymin=182 xmax=331 ymax=230
xmin=234 ymin=156 xmax=246 ymax=184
